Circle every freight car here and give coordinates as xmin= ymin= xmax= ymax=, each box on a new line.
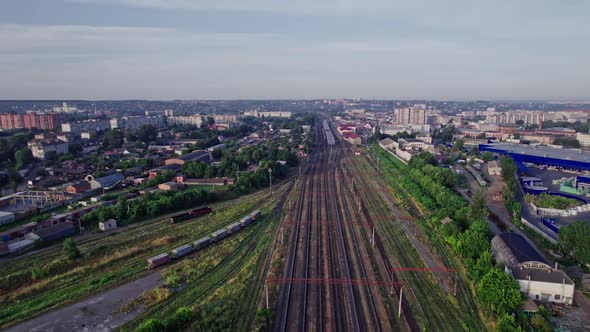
xmin=1 ymin=222 xmax=39 ymax=242
xmin=227 ymin=222 xmax=242 ymax=234
xmin=193 ymin=236 xmax=211 ymax=250
xmin=146 ymin=209 xmax=262 ymax=269
xmin=147 ymin=253 xmax=170 ymax=269
xmin=211 ymin=229 xmax=228 ymax=241
xmin=250 ymin=210 xmax=261 ymax=220
xmin=240 ymin=216 xmax=252 ymax=227
xmin=172 ymin=244 xmax=193 ymax=258
xmin=169 ymin=207 xmax=212 ymax=224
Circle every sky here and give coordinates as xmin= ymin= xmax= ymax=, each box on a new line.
xmin=1 ymin=0 xmax=589 ymax=100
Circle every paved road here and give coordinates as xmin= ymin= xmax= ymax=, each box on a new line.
xmin=457 ymin=164 xmax=551 ymax=263
xmin=5 ymin=272 xmax=163 ymax=332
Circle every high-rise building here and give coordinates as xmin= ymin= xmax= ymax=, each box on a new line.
xmin=394 ymin=107 xmax=428 ymax=125
xmin=0 ymin=112 xmax=60 ymax=130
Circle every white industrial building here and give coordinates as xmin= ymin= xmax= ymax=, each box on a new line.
xmin=99 ymin=219 xmax=117 ymax=231
xmin=492 ymin=233 xmax=574 ymax=305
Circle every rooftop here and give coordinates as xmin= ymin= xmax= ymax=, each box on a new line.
xmin=33 ymin=222 xmax=75 ymax=239
xmin=178 ymin=150 xmax=210 ymax=161
xmin=493 ymin=232 xmax=547 ymax=265
xmin=510 ymin=266 xmax=574 ymax=285
xmin=481 ymin=143 xmax=590 ymax=164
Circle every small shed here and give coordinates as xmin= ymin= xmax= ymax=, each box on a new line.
xmin=99 ymin=219 xmax=117 ymax=231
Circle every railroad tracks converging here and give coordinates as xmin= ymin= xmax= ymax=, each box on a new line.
xmin=272 ymin=120 xmax=410 ymax=331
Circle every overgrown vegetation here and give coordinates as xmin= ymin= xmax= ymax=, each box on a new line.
xmin=374 ymin=146 xmax=523 ymax=327
xmin=82 ymin=188 xmax=216 ymax=226
xmin=525 ymin=193 xmax=581 ymax=210
xmin=559 ymin=221 xmax=590 ymax=265
xmin=499 ymin=156 xmax=521 ymax=223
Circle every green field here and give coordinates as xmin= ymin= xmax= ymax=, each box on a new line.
xmin=0 ymin=183 xmax=288 ymax=330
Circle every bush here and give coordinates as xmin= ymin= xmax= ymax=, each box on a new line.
xmin=136 ymin=319 xmax=164 ymax=332
xmin=63 ymin=238 xmax=81 ymax=260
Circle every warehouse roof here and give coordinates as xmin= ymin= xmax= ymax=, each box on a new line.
xmin=510 ymin=266 xmax=574 ymax=285
xmin=178 ymin=150 xmax=210 ymax=161
xmin=33 ymin=222 xmax=75 ymax=239
xmin=481 ymin=143 xmax=590 ymax=163
xmin=492 ymin=232 xmax=547 ymax=266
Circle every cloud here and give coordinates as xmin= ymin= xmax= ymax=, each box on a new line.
xmin=69 ymin=0 xmax=590 ymax=40
xmin=0 ymin=24 xmax=277 ymax=56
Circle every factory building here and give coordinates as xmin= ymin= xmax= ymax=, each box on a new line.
xmin=480 ymin=143 xmax=590 ymax=171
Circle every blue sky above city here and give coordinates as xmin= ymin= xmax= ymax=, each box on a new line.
xmin=1 ymin=0 xmax=589 ymax=100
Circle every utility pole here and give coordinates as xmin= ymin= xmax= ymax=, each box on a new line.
xmin=372 ymin=227 xmax=375 ymax=248
xmin=265 ymin=281 xmax=269 ymax=309
xmin=453 ymin=275 xmax=457 ymax=296
xmin=398 ymin=287 xmax=403 ymax=318
xmin=268 ymin=167 xmax=273 ymax=194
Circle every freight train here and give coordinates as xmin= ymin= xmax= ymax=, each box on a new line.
xmin=147 ymin=209 xmax=261 ymax=269
xmin=169 ymin=207 xmax=213 ymax=224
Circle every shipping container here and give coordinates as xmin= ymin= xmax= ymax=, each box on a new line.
xmin=172 ymin=244 xmax=193 ymax=258
xmin=240 ymin=216 xmax=252 ymax=227
xmin=147 ymin=253 xmax=170 ymax=269
xmin=227 ymin=222 xmax=242 ymax=234
xmin=250 ymin=210 xmax=261 ymax=220
xmin=193 ymin=236 xmax=211 ymax=250
xmin=211 ymin=229 xmax=228 ymax=241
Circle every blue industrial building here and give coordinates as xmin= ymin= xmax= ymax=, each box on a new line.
xmin=479 ymin=143 xmax=590 ymax=171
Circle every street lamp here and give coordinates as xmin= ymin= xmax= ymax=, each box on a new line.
xmin=268 ymin=167 xmax=273 ymax=194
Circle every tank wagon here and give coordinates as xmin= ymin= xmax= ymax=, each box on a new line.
xmin=146 ymin=209 xmax=262 ymax=269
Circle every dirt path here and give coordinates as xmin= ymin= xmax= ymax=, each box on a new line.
xmin=5 ymin=272 xmax=163 ymax=332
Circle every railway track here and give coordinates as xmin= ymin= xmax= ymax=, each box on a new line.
xmin=273 ymin=120 xmax=396 ymax=331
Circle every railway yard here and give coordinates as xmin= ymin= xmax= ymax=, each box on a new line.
xmin=0 ymin=118 xmax=488 ymax=331
xmin=268 ymin=119 xmax=486 ymax=331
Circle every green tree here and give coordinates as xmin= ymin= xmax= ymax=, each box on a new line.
xmin=496 ymin=313 xmax=524 ymax=332
xmin=530 ymin=314 xmax=551 ymax=332
xmin=470 ymin=189 xmax=488 ymax=220
xmin=63 ymin=238 xmax=81 ymax=260
xmin=136 ymin=124 xmax=158 ymax=144
xmin=102 ymin=130 xmax=124 ymax=149
xmin=559 ymin=221 xmax=590 ymax=265
xmin=137 ymin=319 xmax=164 ymax=332
xmin=477 ymin=268 xmax=522 ymax=315
xmin=453 ymin=138 xmax=465 ymax=150
xmin=14 ymin=148 xmax=33 ymax=170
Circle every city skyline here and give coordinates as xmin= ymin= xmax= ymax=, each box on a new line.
xmin=1 ymin=0 xmax=590 ymax=100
